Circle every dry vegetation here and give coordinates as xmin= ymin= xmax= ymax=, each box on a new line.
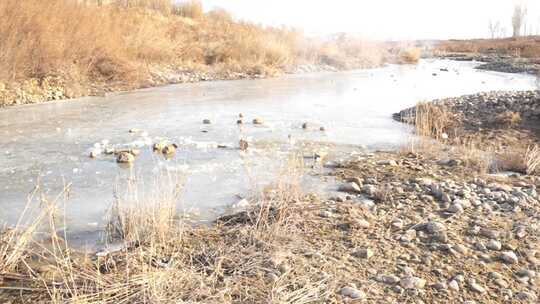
xmin=0 ymin=0 xmax=391 ymax=106
xmin=436 ymin=36 xmax=540 ymax=58
xmin=398 ymin=47 xmax=422 ymax=64
xmin=401 ymin=101 xmax=540 ymax=176
xmin=0 ymin=157 xmax=327 ymax=303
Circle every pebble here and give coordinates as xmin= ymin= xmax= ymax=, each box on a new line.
xmin=339 ymin=286 xmax=366 ymax=299
xmin=447 ymin=203 xmax=463 ymax=213
xmin=355 ymin=219 xmax=371 ymax=228
xmin=468 ymin=279 xmax=486 ymax=293
xmin=381 ymin=274 xmax=400 ymax=284
xmin=480 ymin=228 xmax=500 ymax=239
xmin=203 ymin=119 xmax=212 ymax=124
xmin=448 ymin=280 xmax=459 ymax=291
xmin=400 ymin=276 xmax=427 ymax=289
xmin=425 ymin=221 xmax=446 ymax=234
xmin=338 ymin=182 xmax=361 ymax=194
xmin=353 ymin=248 xmax=374 ymax=259
xmin=500 ymin=251 xmax=519 ymax=264
xmin=253 ymin=118 xmax=264 ymax=125
xmin=486 ymin=239 xmax=502 ymax=251
xmin=362 ymin=184 xmax=378 ymax=196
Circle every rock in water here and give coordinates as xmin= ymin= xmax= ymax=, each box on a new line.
xmin=162 ymin=144 xmax=178 ymax=155
xmin=153 ymin=141 xmax=167 ymax=153
xmin=116 ymin=152 xmax=135 ymax=164
xmin=239 ymin=139 xmax=249 ymax=151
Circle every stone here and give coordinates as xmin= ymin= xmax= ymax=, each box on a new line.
xmin=516 ymin=291 xmax=537 ymax=302
xmin=239 ymin=139 xmax=249 ymax=151
xmin=253 ymin=118 xmax=264 ymax=125
xmin=162 ymin=144 xmax=177 ymax=155
xmin=486 ymin=239 xmax=502 ymax=251
xmin=391 ymin=219 xmax=404 ymax=230
xmin=203 ymin=119 xmax=212 ymax=124
xmin=480 ymin=228 xmax=500 ymax=239
xmin=426 ymin=221 xmax=446 ymax=234
xmin=339 ymin=286 xmax=365 ymax=299
xmin=89 ymin=149 xmax=101 ymax=158
xmin=400 ymin=276 xmax=426 ymax=289
xmin=500 ymin=251 xmax=519 ymax=264
xmin=453 ymin=244 xmax=469 ymax=255
xmin=447 ymin=203 xmax=464 ymax=213
xmin=448 ymin=280 xmax=459 ymax=291
xmin=339 ymin=182 xmax=361 ymax=194
xmin=353 ymin=248 xmax=374 ymax=259
xmin=362 ymin=184 xmax=378 ymax=196
xmin=377 ymin=160 xmax=398 ymax=166
xmin=381 ymin=274 xmax=400 ymax=284
xmin=232 ymin=199 xmax=250 ymax=209
xmin=355 ymin=219 xmax=371 ymax=228
xmin=116 ymin=152 xmax=135 ymax=164
xmin=468 ymin=282 xmax=486 ymax=293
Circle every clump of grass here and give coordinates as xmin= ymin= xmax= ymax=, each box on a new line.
xmin=494 ymin=111 xmax=522 ymax=128
xmin=414 ymin=102 xmax=455 ymax=140
xmin=399 ymin=47 xmax=422 ymax=64
xmin=495 ymin=145 xmax=540 ymax=175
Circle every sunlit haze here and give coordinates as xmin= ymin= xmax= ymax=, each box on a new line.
xmin=202 ymin=0 xmax=540 ymax=40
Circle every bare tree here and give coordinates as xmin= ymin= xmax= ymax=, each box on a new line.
xmin=488 ymin=20 xmax=503 ymax=38
xmin=512 ymin=4 xmax=527 ymax=37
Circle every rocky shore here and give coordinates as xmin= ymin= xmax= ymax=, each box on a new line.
xmin=3 ymin=92 xmax=540 ymax=302
xmin=437 ymin=52 xmax=540 ymax=75
xmin=0 ymin=62 xmax=366 ymax=107
xmin=2 ymin=148 xmax=539 ymax=303
xmin=394 ymin=91 xmax=540 ymax=156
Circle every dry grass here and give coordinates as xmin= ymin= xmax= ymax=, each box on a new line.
xmin=172 ymin=0 xmax=204 ymax=19
xmin=399 ymin=47 xmax=422 ymax=64
xmin=413 ymin=102 xmax=455 ymax=140
xmin=1 ymin=155 xmax=329 ymax=303
xmin=494 ymin=111 xmax=522 ymax=128
xmin=495 ymin=144 xmax=540 ymax=175
xmin=0 ymin=0 xmax=387 ymax=98
xmin=0 ymin=0 xmax=290 ymax=83
xmin=436 ymin=36 xmax=540 ymax=58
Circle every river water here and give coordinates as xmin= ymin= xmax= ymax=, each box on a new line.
xmin=0 ymin=59 xmax=537 ymax=246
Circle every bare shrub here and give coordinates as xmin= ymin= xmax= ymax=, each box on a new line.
xmin=399 ymin=47 xmax=422 ymax=64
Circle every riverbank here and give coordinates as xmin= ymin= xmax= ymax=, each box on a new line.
xmin=3 ymin=90 xmax=540 ymax=303
xmin=2 ymin=150 xmax=539 ymax=303
xmin=433 ymin=37 xmax=540 ymax=75
xmin=0 ymin=0 xmax=415 ymax=107
xmin=394 ymin=90 xmax=540 ymax=174
xmin=435 ymin=52 xmax=540 ymax=75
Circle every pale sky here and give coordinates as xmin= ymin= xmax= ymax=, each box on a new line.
xmin=201 ymin=0 xmax=540 ymax=40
